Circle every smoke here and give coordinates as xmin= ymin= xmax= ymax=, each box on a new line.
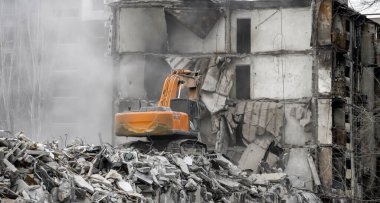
xmin=0 ymin=0 xmax=113 ymax=145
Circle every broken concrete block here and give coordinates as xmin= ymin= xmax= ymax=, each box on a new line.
xmin=73 ymin=175 xmax=94 ymax=194
xmin=25 ymin=150 xmax=50 ymax=156
xmin=238 ymin=142 xmax=267 ymax=173
xmin=105 ymin=169 xmax=123 ymax=181
xmin=90 ymin=174 xmax=112 ymax=185
xmin=173 ymin=156 xmax=190 ymax=176
xmin=212 ymin=154 xmax=241 ymax=176
xmin=117 ymin=180 xmax=133 ymax=192
xmin=184 ymin=178 xmax=198 ymax=191
xmin=189 ymin=174 xmax=202 ymax=183
xmin=3 ymin=159 xmax=17 ymax=172
xmin=134 ymin=171 xmax=154 ymax=184
xmin=216 ymin=177 xmax=240 ymax=189
xmin=183 ymin=156 xmax=193 ymax=166
xmin=200 ymin=92 xmax=226 ymax=114
xmin=58 ymin=180 xmax=72 ymax=202
xmin=249 ymin=173 xmax=287 ymax=185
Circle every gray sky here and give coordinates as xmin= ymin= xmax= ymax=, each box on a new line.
xmin=349 ymin=0 xmax=380 ymax=17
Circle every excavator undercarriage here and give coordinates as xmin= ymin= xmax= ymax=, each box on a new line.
xmin=125 ymin=137 xmax=207 ymax=156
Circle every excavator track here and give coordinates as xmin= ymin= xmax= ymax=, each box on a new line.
xmin=166 ymin=139 xmax=207 ymax=156
xmin=128 ymin=136 xmax=207 ymax=156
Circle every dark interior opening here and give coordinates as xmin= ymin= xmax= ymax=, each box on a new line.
xmin=235 ymin=65 xmax=251 ymax=99
xmin=237 ymin=19 xmax=251 ymax=53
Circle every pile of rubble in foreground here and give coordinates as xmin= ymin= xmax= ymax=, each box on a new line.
xmin=0 ymin=134 xmax=321 ymax=203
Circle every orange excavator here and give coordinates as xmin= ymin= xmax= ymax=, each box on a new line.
xmin=114 ymin=69 xmax=206 ymax=153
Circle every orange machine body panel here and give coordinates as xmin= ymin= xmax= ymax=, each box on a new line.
xmin=115 ymin=69 xmax=199 ymax=137
xmin=115 ymin=111 xmax=189 ymax=137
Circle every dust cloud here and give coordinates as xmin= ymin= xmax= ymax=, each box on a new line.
xmin=0 ymin=0 xmax=113 ymax=145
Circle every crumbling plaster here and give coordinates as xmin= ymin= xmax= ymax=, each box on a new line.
xmin=285 ymin=103 xmax=314 ymax=146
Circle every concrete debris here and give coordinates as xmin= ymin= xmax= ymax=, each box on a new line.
xmin=117 ymin=180 xmax=133 ymax=192
xmin=74 ymin=175 xmax=95 ymax=194
xmin=249 ymin=173 xmax=287 ymax=185
xmin=0 ymin=133 xmax=322 ymax=203
xmin=211 ymin=100 xmax=287 ymax=174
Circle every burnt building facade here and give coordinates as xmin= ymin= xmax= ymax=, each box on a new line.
xmin=107 ymin=0 xmax=380 ymax=200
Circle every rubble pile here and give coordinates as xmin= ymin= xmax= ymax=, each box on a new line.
xmin=0 ymin=134 xmax=321 ymax=203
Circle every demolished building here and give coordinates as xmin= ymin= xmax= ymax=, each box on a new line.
xmin=106 ymin=0 xmax=380 ymax=201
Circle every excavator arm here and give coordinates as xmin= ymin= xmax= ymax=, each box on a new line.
xmin=158 ymin=69 xmax=198 ymax=107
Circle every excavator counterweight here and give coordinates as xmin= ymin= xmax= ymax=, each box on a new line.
xmin=115 ymin=110 xmax=190 ymax=136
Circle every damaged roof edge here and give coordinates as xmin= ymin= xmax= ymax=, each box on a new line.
xmin=106 ymin=0 xmax=312 ymax=9
xmin=333 ymin=1 xmax=380 ymax=26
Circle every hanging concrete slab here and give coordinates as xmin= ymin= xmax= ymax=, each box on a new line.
xmin=216 ymin=64 xmax=235 ymax=97
xmin=201 ymin=58 xmax=220 ymax=92
xmin=166 ymin=9 xmax=222 ymax=39
xmin=240 ymin=101 xmax=285 ymax=143
xmin=200 ymin=92 xmax=226 ymax=114
xmin=165 ymin=56 xmax=194 ymax=70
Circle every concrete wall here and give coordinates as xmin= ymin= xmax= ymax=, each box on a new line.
xmin=118 ymin=55 xmax=148 ymax=99
xmin=231 ymin=7 xmax=312 ymax=53
xmin=231 ymin=54 xmax=313 ymax=100
xmin=166 ymin=14 xmax=226 ymax=53
xmin=118 ymin=8 xmax=167 ymax=53
xmin=251 ymin=55 xmax=313 ymax=99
